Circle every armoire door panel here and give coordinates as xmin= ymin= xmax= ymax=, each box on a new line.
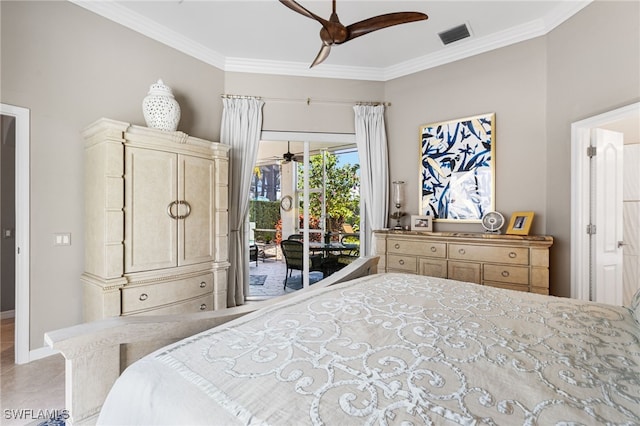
xmin=179 ymin=154 xmax=216 ymax=265
xmin=125 ymin=147 xmax=178 ymax=273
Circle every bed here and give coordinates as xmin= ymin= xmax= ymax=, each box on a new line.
xmin=96 ymin=272 xmax=640 ymax=425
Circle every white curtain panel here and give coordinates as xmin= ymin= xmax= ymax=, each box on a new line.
xmin=221 ymin=97 xmax=264 ymax=307
xmin=354 ymin=105 xmax=389 ymax=255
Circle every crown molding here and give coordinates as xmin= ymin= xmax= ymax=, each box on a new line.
xmin=225 ymin=57 xmax=386 ymax=81
xmin=70 ymin=0 xmax=593 ymax=82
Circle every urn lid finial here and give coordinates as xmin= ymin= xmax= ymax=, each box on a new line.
xmin=147 ymin=79 xmax=174 ymax=98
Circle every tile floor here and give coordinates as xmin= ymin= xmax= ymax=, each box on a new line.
xmin=0 ymin=318 xmax=65 ymax=426
xmin=248 ymin=247 xmax=324 ymax=299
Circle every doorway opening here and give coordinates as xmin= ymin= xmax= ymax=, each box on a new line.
xmin=247 ymin=132 xmax=359 ymax=299
xmin=1 ymin=104 xmax=30 ymax=364
xmin=571 ymin=102 xmax=640 ymax=305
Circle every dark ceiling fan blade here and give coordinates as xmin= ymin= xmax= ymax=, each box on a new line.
xmin=345 ymin=12 xmax=428 ymax=42
xmin=310 ymin=44 xmax=332 ymax=68
xmin=280 ymin=1 xmax=428 ymax=68
xmin=279 ymin=0 xmax=333 ymax=31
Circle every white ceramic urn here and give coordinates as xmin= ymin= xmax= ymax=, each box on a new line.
xmin=142 ymin=79 xmax=181 ymax=131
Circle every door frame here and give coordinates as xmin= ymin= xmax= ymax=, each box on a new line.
xmin=0 ymin=103 xmax=30 ymax=364
xmin=570 ymin=101 xmax=640 ymax=301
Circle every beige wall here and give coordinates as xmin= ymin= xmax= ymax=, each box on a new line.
xmin=1 ymin=0 xmax=638 ymax=350
xmin=225 ymin=72 xmax=384 ymax=133
xmin=545 ymin=0 xmax=640 ymax=296
xmin=384 ymin=37 xmax=548 ymax=235
xmin=1 ymin=1 xmax=225 ymax=348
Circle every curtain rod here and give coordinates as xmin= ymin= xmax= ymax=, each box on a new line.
xmin=266 ymin=97 xmax=391 ymax=107
xmin=221 ymin=94 xmax=263 ymax=100
xmin=221 ymin=94 xmax=390 ymax=107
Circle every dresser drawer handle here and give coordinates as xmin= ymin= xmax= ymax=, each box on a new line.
xmin=200 ymin=281 xmax=206 ymax=288
xmin=139 ymin=293 xmax=148 ymax=301
xmin=430 ymin=246 xmax=437 ymax=252
xmin=200 ymin=304 xmax=207 ymax=311
xmin=509 ymin=252 xmax=517 ymax=258
xmin=398 ymin=259 xmax=405 ymax=265
xmin=458 ymin=248 xmax=466 ymax=255
xmin=394 ymin=243 xmax=400 ymax=249
xmin=501 ymin=271 xmax=510 ymax=277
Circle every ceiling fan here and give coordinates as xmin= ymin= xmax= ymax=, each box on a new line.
xmin=279 ymin=0 xmax=428 ymax=67
xmin=282 ymin=141 xmax=303 ymax=163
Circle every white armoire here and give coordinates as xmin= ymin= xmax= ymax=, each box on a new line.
xmin=81 ymin=118 xmax=230 ymax=321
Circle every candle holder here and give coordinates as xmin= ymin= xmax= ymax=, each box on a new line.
xmin=390 ymin=181 xmax=406 ymax=229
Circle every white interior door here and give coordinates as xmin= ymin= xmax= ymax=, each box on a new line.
xmin=593 ymin=128 xmax=624 ymax=305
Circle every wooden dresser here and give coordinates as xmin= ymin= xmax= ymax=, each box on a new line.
xmin=373 ymin=230 xmax=553 ymax=294
xmin=81 ymin=118 xmax=230 ymax=321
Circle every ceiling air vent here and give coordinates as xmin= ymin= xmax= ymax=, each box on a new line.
xmin=438 ymin=24 xmax=471 ymax=46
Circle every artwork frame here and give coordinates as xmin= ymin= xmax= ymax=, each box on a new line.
xmin=410 ymin=215 xmax=433 ymax=232
xmin=506 ymin=211 xmax=534 ymax=235
xmin=419 ymin=113 xmax=495 ymax=222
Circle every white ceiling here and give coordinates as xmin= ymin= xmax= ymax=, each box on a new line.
xmin=73 ymin=0 xmax=592 ymax=81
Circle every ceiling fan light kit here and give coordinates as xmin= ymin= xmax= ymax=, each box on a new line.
xmin=279 ymin=0 xmax=428 ymax=67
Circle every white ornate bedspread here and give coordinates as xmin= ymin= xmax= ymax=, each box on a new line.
xmin=98 ymin=273 xmax=640 ymax=425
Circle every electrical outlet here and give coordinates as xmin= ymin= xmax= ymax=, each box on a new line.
xmin=53 ymin=233 xmax=71 ymax=246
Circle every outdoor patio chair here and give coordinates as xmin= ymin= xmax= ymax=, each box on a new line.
xmin=249 ymin=244 xmax=258 ymax=266
xmin=280 ymin=240 xmax=324 ymax=289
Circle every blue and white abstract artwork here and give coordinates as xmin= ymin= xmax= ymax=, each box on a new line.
xmin=419 ymin=113 xmax=495 ymax=221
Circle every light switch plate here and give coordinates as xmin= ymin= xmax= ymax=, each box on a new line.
xmin=53 ymin=233 xmax=71 ymax=246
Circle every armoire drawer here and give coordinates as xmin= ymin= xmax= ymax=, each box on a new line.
xmin=483 ymin=264 xmax=529 ymax=284
xmin=121 ymin=273 xmax=213 ymax=314
xmin=387 ymin=254 xmax=417 ymax=272
xmin=388 ymin=239 xmax=446 ymax=258
xmin=131 ymin=293 xmax=214 ymax=316
xmin=449 ymin=244 xmax=529 ymax=265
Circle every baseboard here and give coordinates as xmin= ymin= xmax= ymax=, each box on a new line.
xmin=29 ymin=345 xmax=60 ymax=362
xmin=1 ymin=309 xmax=16 ymax=319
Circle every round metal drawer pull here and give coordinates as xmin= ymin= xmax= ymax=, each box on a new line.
xmin=430 ymin=246 xmax=437 ymax=252
xmin=200 ymin=281 xmax=206 ymax=288
xmin=501 ymin=271 xmax=510 ymax=277
xmin=139 ymin=293 xmax=148 ymax=301
xmin=200 ymin=304 xmax=207 ymax=311
xmin=458 ymin=248 xmax=466 ymax=255
xmin=394 ymin=244 xmax=400 ymax=249
xmin=509 ymin=252 xmax=517 ymax=258
xmin=399 ymin=259 xmax=405 ymax=265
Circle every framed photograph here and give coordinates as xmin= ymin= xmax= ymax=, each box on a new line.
xmin=419 ymin=113 xmax=495 ymax=222
xmin=506 ymin=211 xmax=534 ymax=235
xmin=410 ymin=215 xmax=433 ymax=232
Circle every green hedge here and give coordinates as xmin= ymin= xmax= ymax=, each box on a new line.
xmin=249 ymin=200 xmax=280 ymax=243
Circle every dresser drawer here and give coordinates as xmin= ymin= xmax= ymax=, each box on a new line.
xmin=449 ymin=244 xmax=529 ymax=265
xmin=388 ymin=239 xmax=446 ymax=258
xmin=122 ymin=273 xmax=213 ymax=314
xmin=132 ymin=294 xmax=213 ymax=316
xmin=483 ymin=264 xmax=529 ymax=285
xmin=387 ymin=254 xmax=417 ymax=272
